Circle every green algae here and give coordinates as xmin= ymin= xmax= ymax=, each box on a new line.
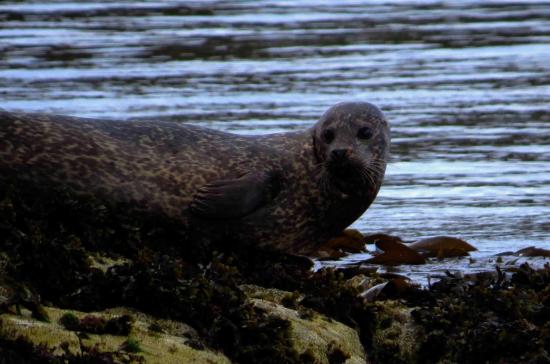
xmin=1 ymin=306 xmax=230 ymax=364
xmin=59 ymin=312 xmax=80 ymax=331
xmin=120 ymin=337 xmax=141 ymax=353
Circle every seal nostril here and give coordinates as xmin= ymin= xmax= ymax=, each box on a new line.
xmin=331 ymin=149 xmax=347 ymax=159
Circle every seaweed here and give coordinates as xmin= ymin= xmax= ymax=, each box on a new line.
xmin=59 ymin=313 xmax=133 ymax=336
xmin=409 ymin=264 xmax=550 ymax=364
xmin=1 ymin=178 xmax=549 ymax=363
xmin=120 ymin=337 xmax=142 ymax=353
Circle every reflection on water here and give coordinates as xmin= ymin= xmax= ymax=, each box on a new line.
xmin=1 ymin=0 xmax=549 ymax=281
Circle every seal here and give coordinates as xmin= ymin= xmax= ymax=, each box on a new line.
xmin=0 ymin=102 xmax=390 ymax=254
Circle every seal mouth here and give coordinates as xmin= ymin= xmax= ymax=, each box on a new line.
xmin=327 ymin=160 xmax=361 ymax=179
xmin=323 ymin=157 xmax=369 ymax=194
xmin=320 ymin=153 xmax=386 ymax=196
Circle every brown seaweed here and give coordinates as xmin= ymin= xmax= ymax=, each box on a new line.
xmin=409 ymin=236 xmax=477 ymax=258
xmin=364 ymin=240 xmax=426 ymax=266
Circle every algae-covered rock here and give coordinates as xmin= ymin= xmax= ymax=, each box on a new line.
xmin=368 ymin=301 xmax=419 ymax=364
xmin=243 ymin=285 xmax=367 ymax=364
xmin=1 ymin=295 xmax=368 ymax=363
xmin=1 ymin=306 xmax=232 ymax=363
xmin=2 ymin=178 xmax=550 ymax=364
xmin=361 ymin=264 xmax=550 ymax=364
xmin=1 ymin=312 xmax=82 ymax=357
xmin=252 ymin=299 xmax=366 ymax=364
xmin=240 ymin=284 xmax=303 ymax=305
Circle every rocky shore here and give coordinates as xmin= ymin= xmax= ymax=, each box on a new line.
xmin=1 ymin=181 xmax=549 ymax=363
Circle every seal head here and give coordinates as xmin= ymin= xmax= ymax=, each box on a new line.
xmin=313 ymin=102 xmax=390 ymax=198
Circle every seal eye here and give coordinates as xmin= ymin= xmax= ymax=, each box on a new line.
xmin=322 ymin=129 xmax=335 ymax=144
xmin=357 ymin=127 xmax=373 ymax=140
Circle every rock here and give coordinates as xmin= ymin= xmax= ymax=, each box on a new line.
xmin=1 ymin=283 xmax=369 ymax=363
xmin=0 ymin=306 xmax=232 ymax=363
xmin=247 ymin=285 xmax=367 ymax=364
xmin=1 ymin=311 xmax=82 ymax=357
xmin=240 ymin=284 xmax=303 ymax=305
xmin=369 ymin=301 xmax=419 ymax=363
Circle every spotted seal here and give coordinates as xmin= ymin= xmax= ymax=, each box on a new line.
xmin=0 ymin=102 xmax=389 ymax=255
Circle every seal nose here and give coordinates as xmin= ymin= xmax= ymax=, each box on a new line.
xmin=331 ymin=149 xmax=348 ymax=160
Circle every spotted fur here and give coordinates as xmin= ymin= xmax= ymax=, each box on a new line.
xmin=0 ymin=102 xmax=390 ymax=254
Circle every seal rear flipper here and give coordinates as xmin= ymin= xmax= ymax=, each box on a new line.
xmin=190 ymin=170 xmax=281 ymax=220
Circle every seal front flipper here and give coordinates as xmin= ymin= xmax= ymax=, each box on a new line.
xmin=190 ymin=170 xmax=281 ymax=220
